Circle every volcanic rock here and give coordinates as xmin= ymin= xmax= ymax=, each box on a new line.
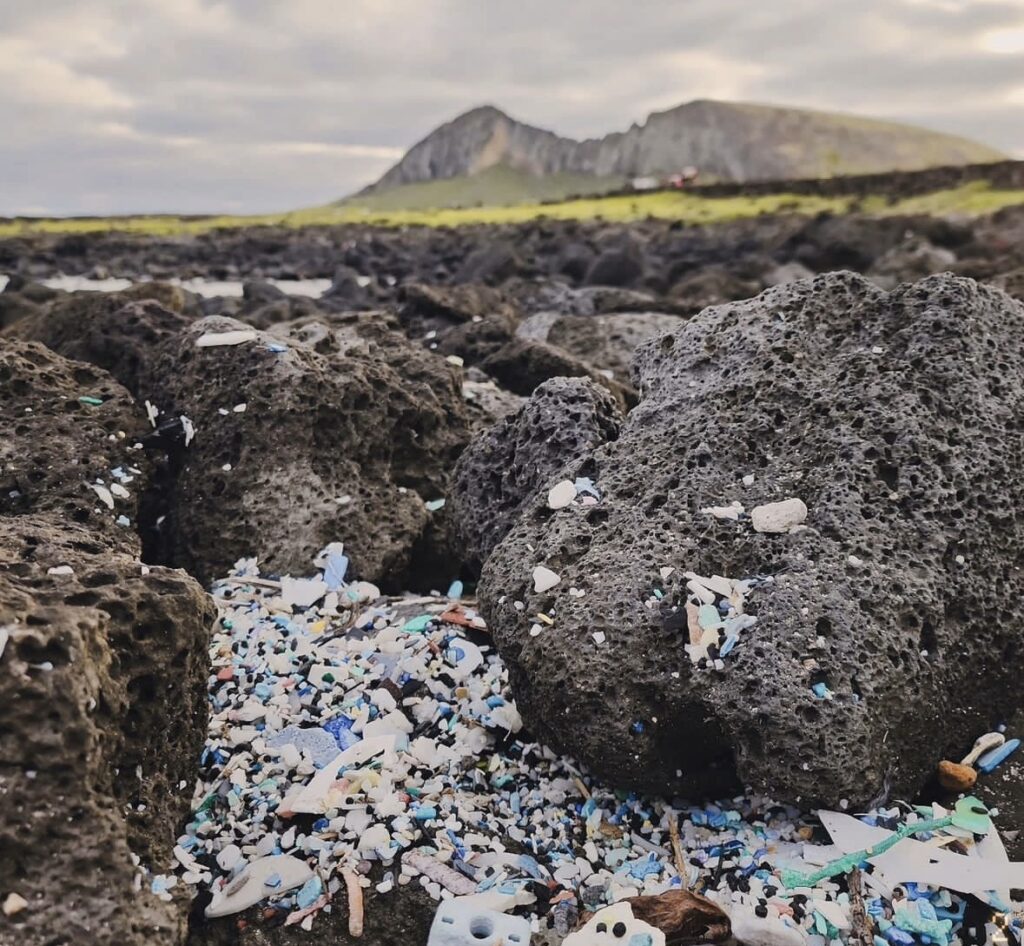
xmin=449 ymin=377 xmax=622 ymax=572
xmin=0 ymin=514 xmax=213 ymax=946
xmin=139 ymin=315 xmax=470 ymax=587
xmin=0 ymin=339 xmax=152 ymax=549
xmin=6 ymin=296 xmax=193 ymax=395
xmin=478 ymin=272 xmax=1024 ymax=806
xmin=481 ymin=336 xmax=635 ymax=408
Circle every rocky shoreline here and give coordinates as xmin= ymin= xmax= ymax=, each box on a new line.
xmin=2 ymin=205 xmax=1024 ymax=946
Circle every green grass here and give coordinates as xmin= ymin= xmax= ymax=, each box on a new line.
xmin=340 ymin=164 xmax=627 ymax=212
xmin=3 ymin=181 xmax=1024 ymax=238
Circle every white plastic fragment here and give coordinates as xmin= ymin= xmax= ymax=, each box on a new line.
xmin=46 ymin=565 xmax=74 ymax=576
xmin=750 ymin=498 xmax=808 ymax=533
xmin=2 ymin=892 xmax=27 ymax=917
xmin=404 ymin=851 xmax=478 ymax=896
xmin=701 ymin=501 xmax=745 ymax=520
xmin=718 ymin=899 xmax=805 ymax=946
xmin=428 ymin=897 xmax=533 ymax=946
xmin=90 ymin=483 xmax=115 ymax=509
xmin=547 ymin=479 xmax=577 ymax=510
xmin=817 ymin=809 xmax=1024 ymax=893
xmin=961 ymin=731 xmax=1005 ymax=766
xmin=532 ymin=565 xmax=561 ymax=593
xmin=563 ymin=903 xmax=665 ymax=946
xmin=279 ymin=576 xmax=328 ymax=609
xmin=195 ymin=329 xmax=258 ymax=348
xmin=205 ymin=854 xmax=313 ymax=918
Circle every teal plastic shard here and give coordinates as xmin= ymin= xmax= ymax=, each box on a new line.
xmin=893 ymin=901 xmax=953 ymax=946
xmin=951 ymin=796 xmax=992 ymax=836
xmin=778 ymin=814 xmax=955 ymax=889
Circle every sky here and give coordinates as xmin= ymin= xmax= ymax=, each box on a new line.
xmin=1 ymin=0 xmax=1023 ymax=217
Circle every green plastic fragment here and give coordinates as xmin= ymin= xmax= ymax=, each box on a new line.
xmin=893 ymin=903 xmax=953 ymax=946
xmin=402 ymin=614 xmax=433 ymax=633
xmin=951 ymin=796 xmax=993 ymax=835
xmin=778 ymin=814 xmax=955 ymax=888
xmin=78 ymin=395 xmax=104 ymax=406
xmin=697 ymin=604 xmax=721 ymax=628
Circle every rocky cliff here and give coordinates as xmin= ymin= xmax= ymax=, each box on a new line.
xmin=363 ymin=100 xmax=1004 ymax=193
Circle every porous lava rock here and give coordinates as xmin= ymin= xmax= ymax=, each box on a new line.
xmin=481 ymin=336 xmax=635 ymax=408
xmin=0 ymin=514 xmax=213 ymax=946
xmin=536 ymin=311 xmax=685 ymax=384
xmin=0 ymin=339 xmax=151 ymax=548
xmin=6 ymin=296 xmax=194 ymax=395
xmin=479 ymin=272 xmax=1024 ymax=807
xmin=139 ymin=315 xmax=470 ymax=587
xmin=449 ymin=378 xmax=622 ymax=573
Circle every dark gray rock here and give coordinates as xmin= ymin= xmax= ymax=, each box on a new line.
xmin=449 ymin=378 xmax=622 ymax=573
xmin=0 ymin=339 xmax=152 ymax=550
xmin=6 ymin=297 xmax=193 ymax=395
xmin=479 ymin=272 xmax=1024 ymax=807
xmin=453 ymin=241 xmax=522 ymax=285
xmin=481 ymin=336 xmax=635 ymax=409
xmin=584 ymin=243 xmax=645 ymax=287
xmin=0 ymin=514 xmax=213 ymax=946
xmin=536 ymin=311 xmax=685 ymax=384
xmin=242 ymin=278 xmax=286 ymax=304
xmin=139 ymin=315 xmax=470 ymax=588
xmin=867 ymin=236 xmax=957 ymax=290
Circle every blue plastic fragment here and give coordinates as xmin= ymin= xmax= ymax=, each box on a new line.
xmin=266 ymin=343 xmax=288 ymax=353
xmin=978 ymin=738 xmax=1020 ymax=773
xmin=447 ymin=579 xmax=464 ymax=600
xmin=296 ymin=875 xmax=323 ymax=909
xmin=323 ymin=714 xmax=360 ymax=750
xmin=627 ymin=856 xmax=663 ymax=879
xmin=265 ymin=872 xmax=282 ymax=888
xmin=323 ymin=551 xmax=349 ymax=590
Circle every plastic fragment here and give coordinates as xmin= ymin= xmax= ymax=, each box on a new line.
xmin=961 ymin=731 xmax=1004 ymax=766
xmin=533 ymin=565 xmax=560 ymax=593
xmin=428 ymin=898 xmax=532 ymax=946
xmin=547 ymin=479 xmax=577 ymax=509
xmin=195 ymin=329 xmax=258 ymax=347
xmin=750 ymin=498 xmax=808 ymax=533
xmin=977 ymin=738 xmax=1020 ymax=773
xmin=205 ymin=854 xmax=313 ymax=917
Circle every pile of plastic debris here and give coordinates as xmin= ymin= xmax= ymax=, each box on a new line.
xmin=163 ymin=548 xmax=1024 ymax=945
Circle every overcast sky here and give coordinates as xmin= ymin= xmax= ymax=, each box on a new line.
xmin=2 ymin=0 xmax=1023 ymax=216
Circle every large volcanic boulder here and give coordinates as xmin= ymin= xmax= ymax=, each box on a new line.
xmin=0 ymin=339 xmax=152 ymax=548
xmin=5 ymin=296 xmax=193 ymax=395
xmin=449 ymin=378 xmax=623 ymax=573
xmin=0 ymin=515 xmax=213 ymax=945
xmin=478 ymin=272 xmax=1024 ymax=807
xmin=139 ymin=315 xmax=470 ymax=587
xmin=520 ymin=311 xmax=685 ymax=384
xmin=481 ymin=337 xmax=635 ymax=408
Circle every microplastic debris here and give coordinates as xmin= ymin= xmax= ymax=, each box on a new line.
xmin=204 ymin=854 xmax=314 ymax=917
xmin=426 ymin=498 xmax=446 ymax=512
xmin=2 ymin=893 xmax=27 ymax=917
xmin=195 ymin=329 xmax=258 ymax=348
xmin=960 ymin=731 xmax=1004 ymax=766
xmin=547 ymin=479 xmax=577 ymax=509
xmin=90 ymin=483 xmax=115 ymax=509
xmin=46 ymin=565 xmax=74 ymax=576
xmin=533 ymin=565 xmax=561 ymax=593
xmin=428 ymin=898 xmax=533 ymax=946
xmin=977 ymin=738 xmax=1020 ymax=773
xmin=701 ymin=501 xmax=745 ymax=521
xmin=750 ymin=498 xmax=808 ymax=533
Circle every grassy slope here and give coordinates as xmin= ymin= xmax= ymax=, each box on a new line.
xmin=3 ymin=181 xmax=1024 ymax=238
xmin=340 ymin=164 xmax=627 ymax=211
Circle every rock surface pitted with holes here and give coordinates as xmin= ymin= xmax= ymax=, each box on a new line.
xmin=0 ymin=339 xmax=151 ymax=549
xmin=479 ymin=272 xmax=1024 ymax=805
xmin=140 ymin=315 xmax=471 ymax=586
xmin=449 ymin=378 xmax=623 ymax=573
xmin=0 ymin=515 xmax=213 ymax=946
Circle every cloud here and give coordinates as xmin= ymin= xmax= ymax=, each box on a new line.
xmin=0 ymin=0 xmax=1021 ymax=214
